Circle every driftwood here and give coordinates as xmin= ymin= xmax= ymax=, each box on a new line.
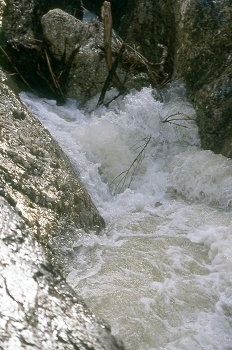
xmin=98 ymin=1 xmax=169 ymax=106
xmin=97 ymin=43 xmax=126 ymax=107
xmin=101 ymin=1 xmax=125 ymax=92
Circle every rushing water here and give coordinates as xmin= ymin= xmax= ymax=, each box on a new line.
xmin=20 ymin=84 xmax=232 ymax=350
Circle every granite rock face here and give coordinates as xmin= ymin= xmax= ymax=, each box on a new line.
xmin=119 ymin=0 xmax=175 ymax=78
xmin=41 ymin=8 xmax=111 ymax=101
xmin=0 ymin=196 xmax=124 ymax=350
xmin=173 ymin=0 xmax=232 ymax=157
xmin=0 ymin=68 xmax=124 ymax=349
xmin=0 ymin=69 xmax=104 ymax=240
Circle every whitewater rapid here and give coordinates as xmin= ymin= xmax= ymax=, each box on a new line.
xmin=20 ymin=84 xmax=232 ymax=350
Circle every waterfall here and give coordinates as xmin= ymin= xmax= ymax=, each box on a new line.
xmin=20 ymin=83 xmax=232 ymax=350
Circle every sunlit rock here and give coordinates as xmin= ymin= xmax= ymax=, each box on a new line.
xmin=0 ymin=68 xmax=125 ymax=349
xmin=41 ymin=8 xmax=110 ymax=101
xmin=0 ymin=197 xmax=124 ymax=350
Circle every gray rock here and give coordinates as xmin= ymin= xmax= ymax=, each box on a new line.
xmin=1 ymin=0 xmax=82 ymax=43
xmin=0 ymin=196 xmax=124 ymax=350
xmin=0 ymin=68 xmax=124 ymax=349
xmin=41 ymin=8 xmax=131 ymax=101
xmin=0 ymin=69 xmax=104 ymax=239
xmin=41 ymin=9 xmax=108 ymax=101
xmin=173 ymin=0 xmax=232 ymax=157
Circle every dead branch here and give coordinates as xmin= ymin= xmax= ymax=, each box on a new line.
xmin=161 ymin=112 xmax=195 ymax=128
xmin=110 ymin=136 xmax=151 ymax=194
xmin=97 ymin=2 xmax=169 ymax=107
xmin=97 ymin=43 xmax=126 ymax=107
xmin=156 ymin=44 xmax=168 ymax=73
xmin=101 ymin=1 xmax=113 ymax=70
xmin=101 ymin=1 xmax=125 ymax=91
xmin=44 ymin=49 xmax=65 ymax=102
xmin=0 ymin=45 xmax=34 ymax=91
xmin=122 ymin=43 xmax=169 ymax=86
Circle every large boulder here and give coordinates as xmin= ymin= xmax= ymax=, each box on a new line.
xmin=0 ymin=68 xmax=124 ymax=349
xmin=0 ymin=197 xmax=124 ymax=350
xmin=41 ymin=9 xmax=109 ymax=101
xmin=1 ymin=0 xmax=83 ymax=96
xmin=41 ymin=8 xmax=129 ymax=101
xmin=2 ymin=0 xmax=82 ymax=42
xmin=0 ymin=69 xmax=104 ymax=241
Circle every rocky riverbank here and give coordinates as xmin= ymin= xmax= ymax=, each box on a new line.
xmin=0 ymin=0 xmax=231 ymax=348
xmin=0 ymin=68 xmax=124 ymax=349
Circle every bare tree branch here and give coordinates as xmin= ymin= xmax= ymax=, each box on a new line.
xmin=110 ymin=136 xmax=151 ymax=194
xmin=101 ymin=1 xmax=125 ymax=91
xmin=0 ymin=45 xmax=34 ymax=91
xmin=97 ymin=43 xmax=126 ymax=107
xmin=162 ymin=112 xmax=195 ymax=128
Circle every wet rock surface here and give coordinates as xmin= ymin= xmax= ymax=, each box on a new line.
xmin=0 ymin=69 xmax=124 ymax=349
xmin=174 ymin=0 xmax=232 ymax=157
xmin=0 ymin=196 xmax=124 ymax=350
xmin=0 ymin=69 xmax=104 ymax=239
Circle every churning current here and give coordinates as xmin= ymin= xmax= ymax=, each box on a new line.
xmin=20 ymin=84 xmax=232 ymax=350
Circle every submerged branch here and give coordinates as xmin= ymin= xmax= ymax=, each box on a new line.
xmin=110 ymin=136 xmax=151 ymax=194
xmin=162 ymin=112 xmax=195 ymax=128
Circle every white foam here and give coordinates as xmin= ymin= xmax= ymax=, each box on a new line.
xmin=20 ymin=84 xmax=232 ymax=350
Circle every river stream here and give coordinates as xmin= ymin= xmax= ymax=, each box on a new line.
xmin=20 ymin=84 xmax=232 ymax=350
